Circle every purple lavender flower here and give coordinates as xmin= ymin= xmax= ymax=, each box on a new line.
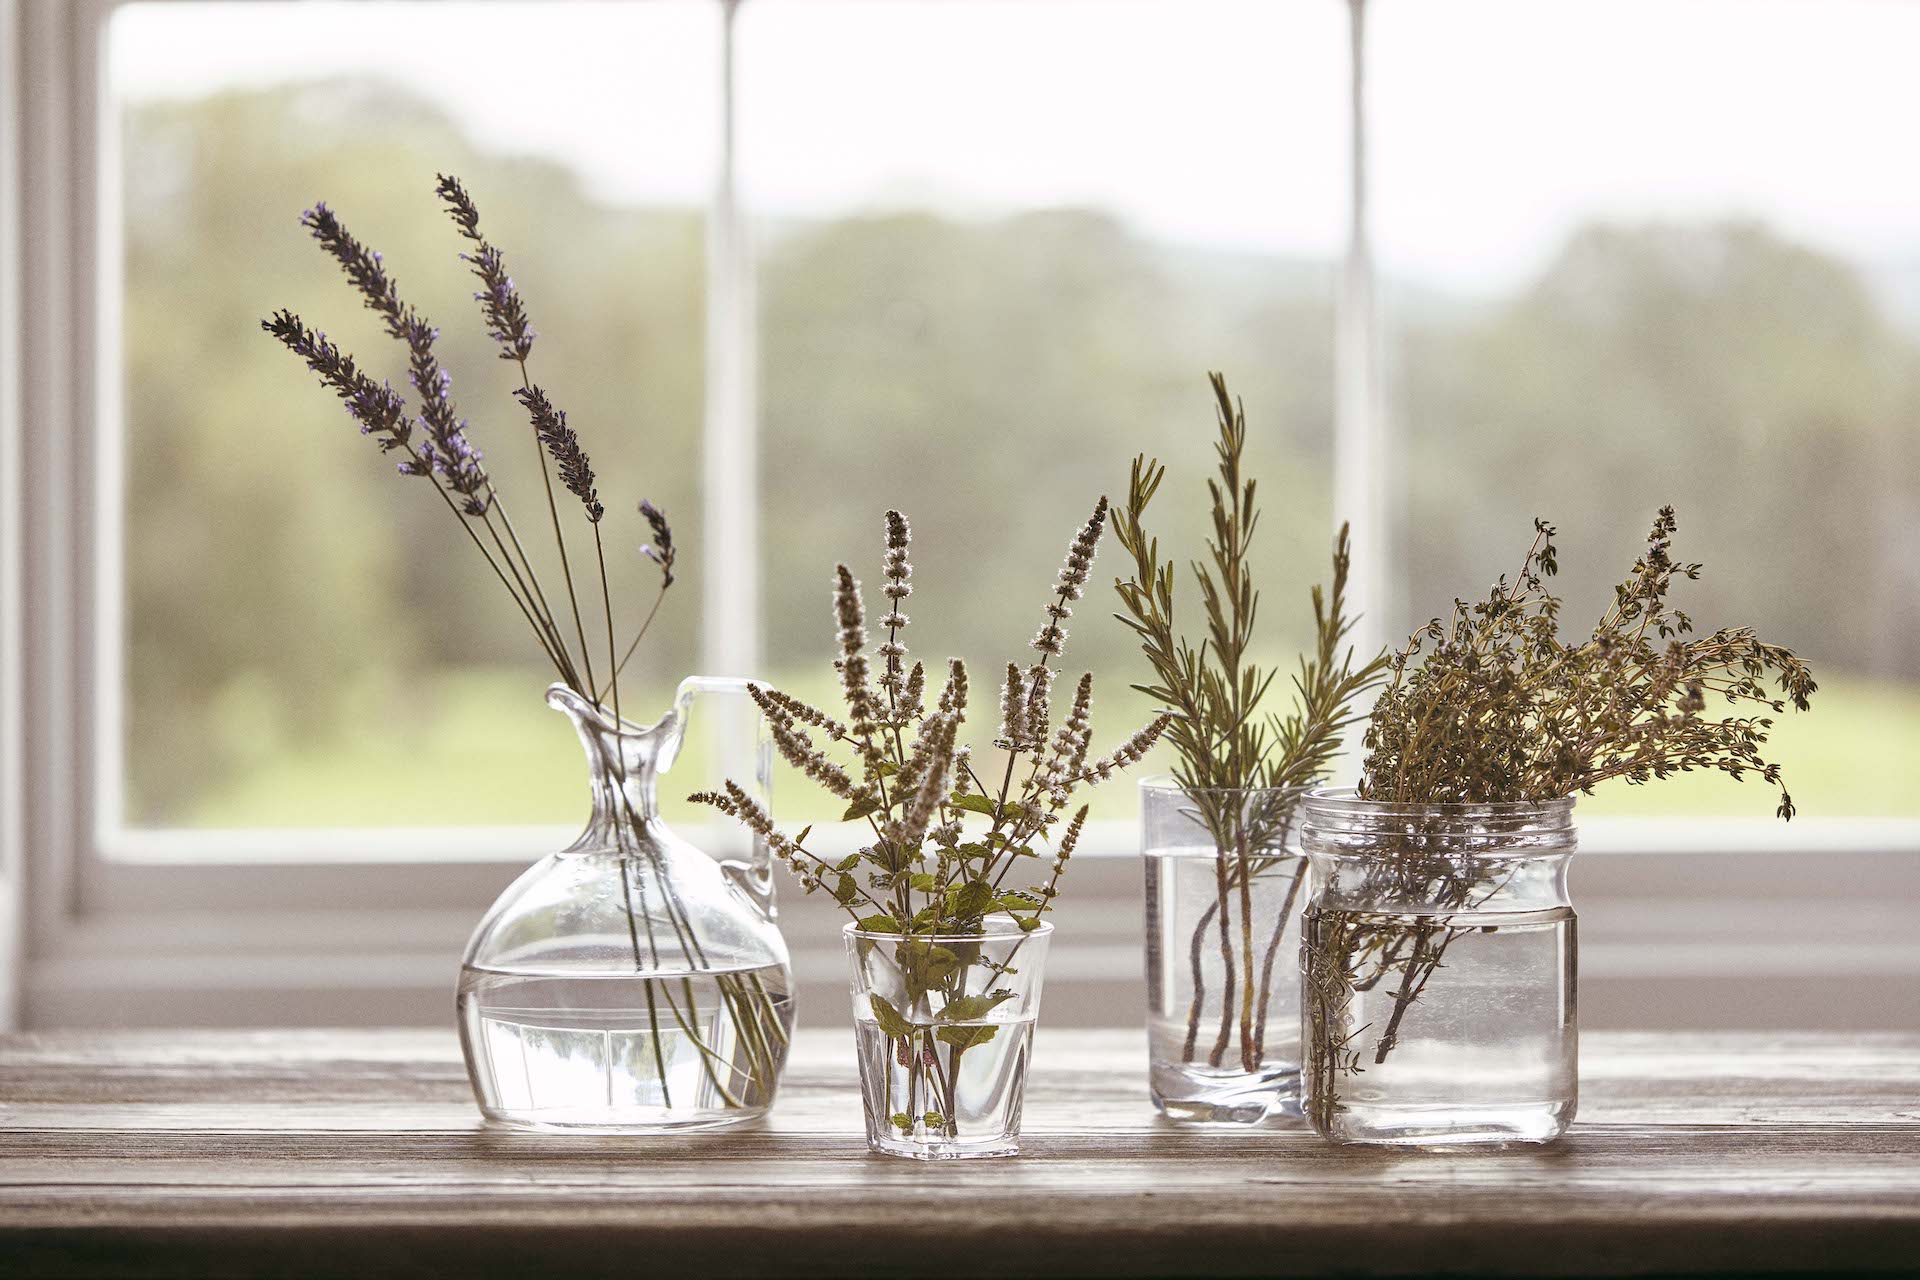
xmin=402 ymin=316 xmax=490 ymax=516
xmin=435 ymin=174 xmax=536 ymax=362
xmin=639 ymin=500 xmax=675 ymax=587
xmin=515 ymin=385 xmax=602 ymax=522
xmin=300 ymin=200 xmax=492 ymax=515
xmin=261 ymin=309 xmax=415 ymax=459
xmin=301 ymin=202 xmax=406 ymax=339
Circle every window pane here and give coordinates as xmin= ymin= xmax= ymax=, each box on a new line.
xmin=1373 ymin=0 xmax=1920 ymax=817
xmin=744 ymin=0 xmax=1346 ymax=822
xmin=110 ymin=2 xmax=717 ymax=828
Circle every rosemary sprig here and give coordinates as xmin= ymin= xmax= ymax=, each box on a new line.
xmin=1112 ymin=372 xmax=1389 ymax=1072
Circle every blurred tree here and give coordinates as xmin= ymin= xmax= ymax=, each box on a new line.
xmin=120 ymin=87 xmax=1916 ymax=826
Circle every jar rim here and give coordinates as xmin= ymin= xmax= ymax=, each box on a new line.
xmin=1138 ymin=774 xmax=1314 ymax=799
xmin=841 ymin=912 xmax=1052 ymax=944
xmin=1304 ymin=785 xmax=1576 ymax=819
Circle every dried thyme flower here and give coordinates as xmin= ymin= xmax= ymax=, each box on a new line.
xmin=1302 ymin=507 xmax=1820 ymax=1126
xmin=1359 ymin=507 xmax=1816 ymax=816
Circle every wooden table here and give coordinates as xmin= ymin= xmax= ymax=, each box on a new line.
xmin=0 ymin=1029 xmax=1916 ymax=1276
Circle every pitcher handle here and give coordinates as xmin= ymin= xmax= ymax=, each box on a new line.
xmin=666 ymin=675 xmax=778 ymax=921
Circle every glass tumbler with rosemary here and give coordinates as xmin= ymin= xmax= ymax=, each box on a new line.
xmin=1142 ymin=778 xmax=1310 ymax=1124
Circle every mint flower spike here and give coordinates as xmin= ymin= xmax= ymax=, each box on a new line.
xmin=693 ymin=502 xmax=1166 ymax=942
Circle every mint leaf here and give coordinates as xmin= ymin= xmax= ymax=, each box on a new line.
xmin=935 ymin=1024 xmax=999 ymax=1049
xmin=938 ymin=991 xmax=1014 ymax=1022
xmin=868 ymin=994 xmax=915 ymax=1039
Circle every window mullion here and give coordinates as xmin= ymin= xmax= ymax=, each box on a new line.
xmin=1334 ymin=0 xmax=1387 ymax=666
xmin=702 ymin=0 xmax=760 ymax=680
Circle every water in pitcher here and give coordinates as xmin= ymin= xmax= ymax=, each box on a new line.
xmin=459 ymin=963 xmax=794 ymax=1131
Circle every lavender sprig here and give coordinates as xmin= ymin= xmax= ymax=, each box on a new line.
xmin=514 ymin=386 xmax=603 ymax=523
xmin=639 ymin=500 xmax=676 ymax=587
xmin=299 ymin=203 xmax=490 ymax=514
xmin=435 ymin=173 xmax=536 ymax=362
xmin=262 ymin=310 xmax=413 ymax=459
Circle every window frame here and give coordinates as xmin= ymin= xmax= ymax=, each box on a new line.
xmin=3 ymin=0 xmax=1916 ymax=1031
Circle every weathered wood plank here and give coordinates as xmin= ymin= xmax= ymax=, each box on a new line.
xmin=0 ymin=1029 xmax=1915 ymax=1276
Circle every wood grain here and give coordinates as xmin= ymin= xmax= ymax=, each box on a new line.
xmin=1 ymin=1029 xmax=1916 ymax=1276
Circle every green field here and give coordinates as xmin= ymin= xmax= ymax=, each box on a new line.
xmin=180 ymin=667 xmax=1920 ymax=830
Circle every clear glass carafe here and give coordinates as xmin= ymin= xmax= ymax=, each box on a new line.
xmin=1141 ymin=779 xmax=1309 ymax=1124
xmin=1299 ymin=789 xmax=1577 ymax=1147
xmin=845 ymin=915 xmax=1053 ymax=1160
xmin=458 ymin=677 xmax=793 ymax=1132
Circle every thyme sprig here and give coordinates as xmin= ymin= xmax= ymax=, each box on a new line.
xmin=1112 ymin=372 xmax=1388 ymax=1072
xmin=1358 ymin=507 xmax=1816 ymax=814
xmin=1304 ymin=508 xmax=1818 ymax=1130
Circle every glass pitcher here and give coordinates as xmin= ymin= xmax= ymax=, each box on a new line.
xmin=457 ymin=676 xmax=793 ymax=1132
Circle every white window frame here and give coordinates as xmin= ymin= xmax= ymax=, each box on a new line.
xmin=3 ymin=0 xmax=1916 ymax=1029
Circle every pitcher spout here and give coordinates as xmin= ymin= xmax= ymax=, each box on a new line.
xmin=546 ymin=681 xmax=676 ymax=837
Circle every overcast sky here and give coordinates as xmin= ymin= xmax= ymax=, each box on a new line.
xmin=111 ymin=0 xmax=1920 ymax=291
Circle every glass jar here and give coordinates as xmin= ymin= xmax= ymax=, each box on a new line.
xmin=1141 ymin=778 xmax=1309 ymax=1124
xmin=844 ymin=915 xmax=1053 ymax=1160
xmin=1299 ymin=789 xmax=1577 ymax=1147
xmin=457 ymin=677 xmax=793 ymax=1132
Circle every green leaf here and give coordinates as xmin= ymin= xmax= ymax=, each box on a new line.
xmin=1018 ymin=916 xmax=1043 ymax=932
xmin=889 ymin=1112 xmax=913 ymax=1132
xmin=935 ymin=1024 xmax=999 ymax=1050
xmin=834 ymin=854 xmax=861 ymax=873
xmin=833 ymin=874 xmax=859 ymax=906
xmin=909 ymin=872 xmax=939 ymax=892
xmin=856 ymin=912 xmax=901 ymax=933
xmin=796 ymin=825 xmax=813 ymax=845
xmin=954 ymin=842 xmax=992 ymax=861
xmin=946 ymin=878 xmax=994 ymax=919
xmin=938 ymin=991 xmax=1014 ymax=1022
xmin=949 ymin=793 xmax=998 ymax=816
xmin=868 ymin=994 xmax=915 ymax=1039
xmin=842 ymin=795 xmax=883 ymax=822
xmin=894 ymin=939 xmax=960 ymax=1002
